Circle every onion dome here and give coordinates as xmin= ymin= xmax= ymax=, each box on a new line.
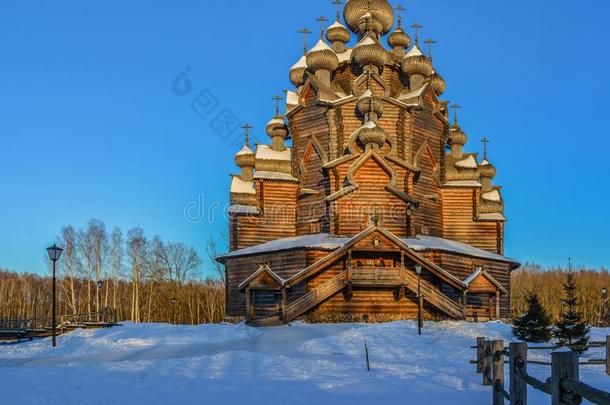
xmin=401 ymin=45 xmax=433 ymax=77
xmin=327 ymin=20 xmax=351 ymax=45
xmin=306 ymin=40 xmax=339 ymax=72
xmin=448 ymin=124 xmax=468 ymax=148
xmin=358 ymin=120 xmax=387 ymax=150
xmin=352 ymin=36 xmax=387 ymax=71
xmin=356 ymin=89 xmax=384 ymax=120
xmin=479 ymin=159 xmax=497 ymax=179
xmin=388 ymin=27 xmax=411 ymax=50
xmin=266 ymin=116 xmax=288 ymax=139
xmin=344 ymin=0 xmax=394 ymax=35
xmin=357 ymin=12 xmax=384 ymax=37
xmin=289 ymin=55 xmax=308 ymax=87
xmin=429 ymin=71 xmax=446 ymax=96
xmin=235 ymin=144 xmax=255 ymax=169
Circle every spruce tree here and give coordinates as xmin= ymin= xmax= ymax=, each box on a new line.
xmin=512 ymin=293 xmax=551 ymax=343
xmin=553 ymin=268 xmax=591 ymax=351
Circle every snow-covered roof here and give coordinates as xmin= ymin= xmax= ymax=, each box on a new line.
xmin=235 ymin=145 xmax=254 ymax=157
xmin=228 ymin=204 xmax=260 ymax=215
xmin=443 ymin=180 xmax=482 ymax=188
xmin=405 ymin=45 xmax=424 ymax=58
xmin=254 ymin=171 xmax=299 ymax=182
xmin=478 ymin=213 xmax=506 ymax=221
xmin=310 ymin=39 xmax=334 ymax=53
xmin=463 ymin=267 xmax=483 ymax=286
xmin=286 ymin=90 xmax=298 ymax=107
xmin=482 ymin=190 xmax=501 ymax=202
xmin=397 ymin=85 xmax=427 ymax=101
xmin=217 ymin=233 xmax=348 ymax=260
xmin=230 ymin=176 xmax=255 ymax=195
xmin=337 ymin=48 xmax=352 ymax=64
xmin=256 ymin=144 xmax=291 ymax=161
xmin=291 ymin=55 xmax=307 ymax=70
xmin=218 ymin=232 xmax=518 ymax=265
xmin=480 ymin=159 xmax=491 ymax=166
xmin=403 ymin=235 xmax=517 ymax=264
xmin=455 ymin=156 xmax=478 ymax=170
xmin=356 ymin=36 xmax=377 ymax=47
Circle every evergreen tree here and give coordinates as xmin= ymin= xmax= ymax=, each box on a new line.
xmin=512 ymin=293 xmax=552 ymax=343
xmin=553 ymin=268 xmax=591 ymax=351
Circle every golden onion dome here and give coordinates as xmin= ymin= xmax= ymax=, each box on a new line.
xmin=401 ymin=45 xmax=433 ymax=77
xmin=357 ymin=13 xmax=384 ymax=36
xmin=429 ymin=72 xmax=446 ymax=96
xmin=344 ymin=0 xmax=394 ymax=35
xmin=358 ymin=120 xmax=387 ymax=149
xmin=327 ymin=20 xmax=351 ymax=44
xmin=448 ymin=124 xmax=468 ymax=147
xmin=289 ymin=55 xmax=308 ymax=87
xmin=352 ymin=36 xmax=387 ymax=70
xmin=306 ymin=39 xmax=339 ymax=72
xmin=266 ymin=116 xmax=288 ymax=139
xmin=356 ymin=89 xmax=384 ymax=119
xmin=235 ymin=145 xmax=255 ymax=168
xmin=479 ymin=159 xmax=497 ymax=179
xmin=388 ymin=27 xmax=411 ymax=49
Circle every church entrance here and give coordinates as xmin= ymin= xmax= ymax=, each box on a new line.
xmin=249 ymin=289 xmax=282 ymax=322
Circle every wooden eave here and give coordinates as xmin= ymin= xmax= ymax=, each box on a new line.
xmin=284 ymin=225 xmax=466 ymax=290
xmin=238 ymin=264 xmax=284 ymax=291
xmin=464 ymin=268 xmax=508 ymax=295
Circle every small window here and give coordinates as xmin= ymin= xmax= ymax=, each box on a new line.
xmin=310 ymin=222 xmax=321 ymax=234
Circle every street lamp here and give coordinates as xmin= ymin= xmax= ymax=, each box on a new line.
xmin=97 ymin=279 xmax=105 ymax=322
xmin=415 ymin=264 xmax=423 ymax=336
xmin=46 ymin=244 xmax=63 ymax=348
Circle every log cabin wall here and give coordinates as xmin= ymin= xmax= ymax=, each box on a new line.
xmin=225 ymin=249 xmax=308 ymax=318
xmin=440 ymin=186 xmax=502 ymax=253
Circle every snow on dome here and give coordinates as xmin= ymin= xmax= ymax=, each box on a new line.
xmin=482 ymin=190 xmax=501 ymax=202
xmin=356 ymin=36 xmax=377 ymax=47
xmin=455 ymin=155 xmax=478 ymax=169
xmin=329 ymin=21 xmax=347 ymax=30
xmin=230 ymin=176 xmax=255 ymax=195
xmin=310 ymin=39 xmax=334 ymax=53
xmin=256 ymin=144 xmax=291 ymax=161
xmin=236 ymin=145 xmax=254 ymax=157
xmin=480 ymin=159 xmax=490 ymax=166
xmin=291 ymin=55 xmax=307 ymax=70
xmin=404 ymin=45 xmax=425 ymax=58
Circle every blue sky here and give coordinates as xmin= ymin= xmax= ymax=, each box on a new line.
xmin=1 ymin=0 xmax=609 ymax=276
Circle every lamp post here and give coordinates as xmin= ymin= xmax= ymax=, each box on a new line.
xmin=97 ymin=279 xmax=105 ymax=322
xmin=415 ymin=265 xmax=423 ymax=336
xmin=46 ymin=244 xmax=63 ymax=347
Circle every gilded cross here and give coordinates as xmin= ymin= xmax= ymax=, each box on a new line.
xmin=332 ymin=0 xmax=343 ymax=21
xmin=298 ymin=28 xmax=312 ymax=54
xmin=272 ymin=95 xmax=283 ymax=116
xmin=424 ymin=38 xmax=437 ymax=60
xmin=395 ymin=5 xmax=405 ymax=26
xmin=411 ymin=22 xmax=423 ymax=45
xmin=450 ymin=103 xmax=461 ymax=124
xmin=241 ymin=124 xmax=252 ymax=146
xmin=316 ymin=16 xmax=329 ymax=39
xmin=481 ymin=137 xmax=490 ymax=159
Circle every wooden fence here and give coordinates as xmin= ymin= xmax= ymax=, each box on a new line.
xmin=472 ymin=337 xmax=610 ymax=404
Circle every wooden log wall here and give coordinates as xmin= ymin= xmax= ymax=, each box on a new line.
xmin=440 ymin=187 xmax=502 ymax=253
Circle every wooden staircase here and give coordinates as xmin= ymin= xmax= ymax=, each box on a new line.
xmin=401 ymin=269 xmax=465 ymax=319
xmin=284 ymin=270 xmax=349 ymax=322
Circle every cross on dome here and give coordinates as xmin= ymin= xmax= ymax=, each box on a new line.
xmin=424 ymin=38 xmax=437 ymax=60
xmin=411 ymin=22 xmax=423 ymax=45
xmin=272 ymin=95 xmax=283 ymax=116
xmin=298 ymin=28 xmax=313 ymax=54
xmin=481 ymin=137 xmax=490 ymax=160
xmin=332 ymin=0 xmax=343 ymax=21
xmin=395 ymin=4 xmax=405 ymax=26
xmin=241 ymin=124 xmax=253 ymax=146
xmin=316 ymin=16 xmax=329 ymax=39
xmin=450 ymin=103 xmax=461 ymax=125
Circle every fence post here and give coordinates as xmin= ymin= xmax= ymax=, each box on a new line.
xmin=606 ymin=335 xmax=610 ymax=376
xmin=492 ymin=340 xmax=505 ymax=405
xmin=483 ymin=340 xmax=493 ymax=386
xmin=509 ymin=342 xmax=527 ymax=405
xmin=477 ymin=337 xmax=486 ymax=374
xmin=551 ymin=351 xmax=579 ymax=405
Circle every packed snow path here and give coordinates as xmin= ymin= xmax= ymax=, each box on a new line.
xmin=0 ymin=321 xmax=609 ymax=404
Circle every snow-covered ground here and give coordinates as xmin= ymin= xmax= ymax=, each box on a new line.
xmin=0 ymin=321 xmax=609 ymax=404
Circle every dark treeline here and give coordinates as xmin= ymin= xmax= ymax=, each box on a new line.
xmin=0 ymin=219 xmax=226 ymax=324
xmin=511 ymin=264 xmax=610 ymax=326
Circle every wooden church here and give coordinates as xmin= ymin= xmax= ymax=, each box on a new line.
xmin=216 ymin=0 xmax=520 ymax=326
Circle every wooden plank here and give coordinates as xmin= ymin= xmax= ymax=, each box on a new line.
xmin=551 ymin=351 xmax=579 ymax=405
xmin=509 ymin=342 xmax=527 ymax=405
xmin=492 ymin=340 xmax=505 ymax=405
